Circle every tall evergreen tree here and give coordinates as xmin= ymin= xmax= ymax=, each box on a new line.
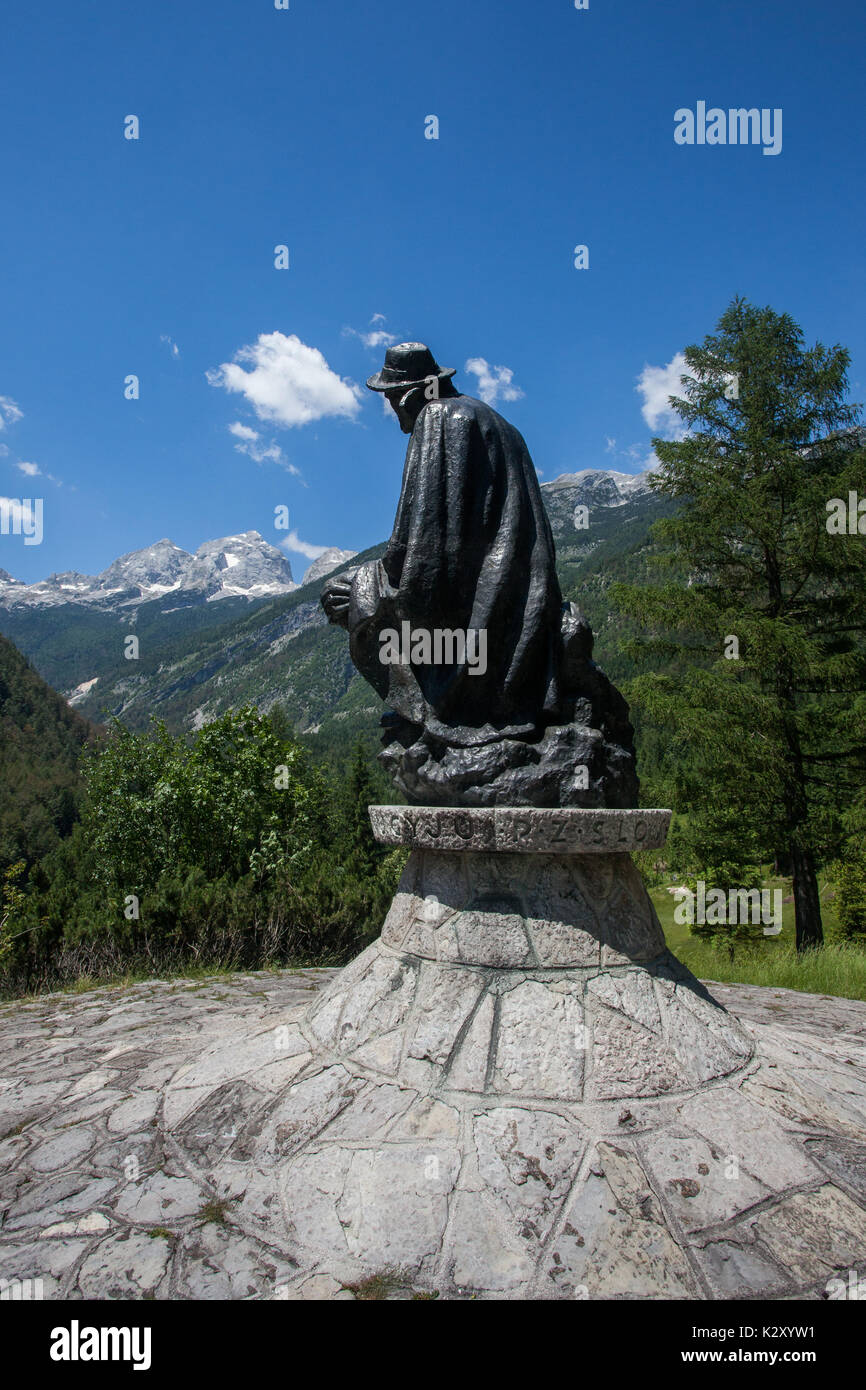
xmin=613 ymin=298 xmax=866 ymax=951
xmin=343 ymin=739 xmax=380 ymax=873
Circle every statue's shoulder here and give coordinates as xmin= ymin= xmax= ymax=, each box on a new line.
xmin=447 ymin=395 xmax=530 ymax=454
xmin=424 ymin=394 xmax=505 ymax=430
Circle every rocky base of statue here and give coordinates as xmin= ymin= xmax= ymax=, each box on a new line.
xmin=376 ymin=606 xmax=641 ymax=809
xmin=153 ymin=804 xmax=866 ymax=1300
xmin=380 ymin=718 xmax=640 ymax=808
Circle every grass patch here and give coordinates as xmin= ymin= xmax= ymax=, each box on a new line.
xmin=678 ymin=940 xmax=866 ymax=1001
xmin=650 ymin=873 xmax=866 ymax=1001
xmin=64 ymin=974 xmax=101 ymax=995
xmin=196 ymin=1198 xmax=232 ymax=1226
xmin=343 ymin=1270 xmax=413 ymax=1300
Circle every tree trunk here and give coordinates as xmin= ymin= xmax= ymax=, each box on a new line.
xmin=775 ymin=662 xmax=824 ymax=953
xmin=791 ymin=841 xmax=824 ymax=952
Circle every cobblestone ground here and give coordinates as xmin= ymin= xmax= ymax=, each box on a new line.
xmin=0 ymin=969 xmax=864 ymax=1300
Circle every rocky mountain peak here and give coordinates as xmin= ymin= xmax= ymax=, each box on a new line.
xmin=301 ymin=548 xmax=358 ymax=587
xmin=542 ymin=468 xmax=654 ymax=505
xmin=182 ymin=532 xmax=296 ymax=599
xmin=96 ymin=538 xmax=192 ymax=595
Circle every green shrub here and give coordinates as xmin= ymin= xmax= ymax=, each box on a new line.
xmin=0 ymin=715 xmax=403 ymax=997
xmin=829 ymin=853 xmax=866 ymax=940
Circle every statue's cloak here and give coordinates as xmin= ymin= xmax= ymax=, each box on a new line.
xmin=347 ymin=394 xmax=564 ymax=747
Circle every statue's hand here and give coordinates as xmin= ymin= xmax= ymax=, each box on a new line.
xmin=321 ymin=577 xmax=352 ymax=628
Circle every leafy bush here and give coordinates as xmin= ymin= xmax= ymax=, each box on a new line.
xmin=829 ymin=853 xmax=866 ymax=940
xmin=1 ymin=710 xmax=403 ymax=996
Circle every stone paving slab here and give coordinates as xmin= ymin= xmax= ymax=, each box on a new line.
xmin=703 ymin=980 xmax=866 ymax=1043
xmin=0 ymin=967 xmax=864 ymax=1301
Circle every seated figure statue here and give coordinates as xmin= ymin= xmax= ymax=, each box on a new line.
xmin=321 ymin=342 xmax=638 ymax=808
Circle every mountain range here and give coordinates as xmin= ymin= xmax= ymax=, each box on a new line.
xmin=0 ymin=531 xmax=360 ymax=610
xmin=0 ymin=468 xmax=665 ymax=758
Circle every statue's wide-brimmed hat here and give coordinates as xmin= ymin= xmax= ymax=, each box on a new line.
xmin=366 ymin=342 xmax=456 ymax=392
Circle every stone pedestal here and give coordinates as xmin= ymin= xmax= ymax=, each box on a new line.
xmin=361 ymin=806 xmax=752 ymax=1101
xmin=250 ymin=805 xmax=767 ymax=1296
xmin=161 ymin=807 xmax=866 ymax=1299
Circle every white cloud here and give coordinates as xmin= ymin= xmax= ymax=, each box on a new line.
xmin=228 ymin=422 xmax=259 ymax=442
xmin=0 ymin=396 xmax=23 ymax=430
xmin=636 ymin=352 xmax=692 ymax=435
xmin=605 ymin=440 xmax=648 ymax=468
xmin=226 ymin=421 xmax=300 ymax=475
xmin=208 ymin=332 xmax=361 ymax=427
xmin=15 ymin=459 xmax=61 ymax=485
xmin=0 ymin=445 xmax=7 ymax=457
xmin=280 ymin=528 xmax=327 ymax=560
xmin=242 ymin=440 xmax=288 ymax=467
xmin=343 ymin=313 xmax=399 ymax=350
xmin=362 ymin=329 xmax=398 ymax=348
xmin=601 ymin=437 xmax=663 ymax=477
xmin=160 ymin=334 xmax=180 ymax=358
xmin=464 ymin=358 xmax=524 ymax=406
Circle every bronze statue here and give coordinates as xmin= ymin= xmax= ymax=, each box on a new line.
xmin=322 ymin=342 xmax=638 ymax=807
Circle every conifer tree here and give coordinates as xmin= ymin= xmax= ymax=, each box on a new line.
xmin=614 ymin=298 xmax=866 ymax=951
xmin=344 ymin=739 xmax=380 ymax=873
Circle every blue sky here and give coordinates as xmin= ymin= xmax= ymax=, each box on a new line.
xmin=1 ymin=0 xmax=864 ymax=582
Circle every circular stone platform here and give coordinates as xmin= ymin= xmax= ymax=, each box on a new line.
xmin=5 ymin=809 xmax=863 ymax=1302
xmin=2 ymin=969 xmax=866 ymax=1300
xmin=153 ymin=808 xmax=866 ymax=1298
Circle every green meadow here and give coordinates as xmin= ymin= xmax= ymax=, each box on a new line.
xmin=652 ymin=874 xmax=866 ymax=1002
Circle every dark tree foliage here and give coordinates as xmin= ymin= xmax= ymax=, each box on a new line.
xmin=613 ymin=298 xmax=866 ymax=951
xmin=342 ymin=739 xmax=383 ymax=875
xmin=0 ymin=632 xmax=97 ymax=871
